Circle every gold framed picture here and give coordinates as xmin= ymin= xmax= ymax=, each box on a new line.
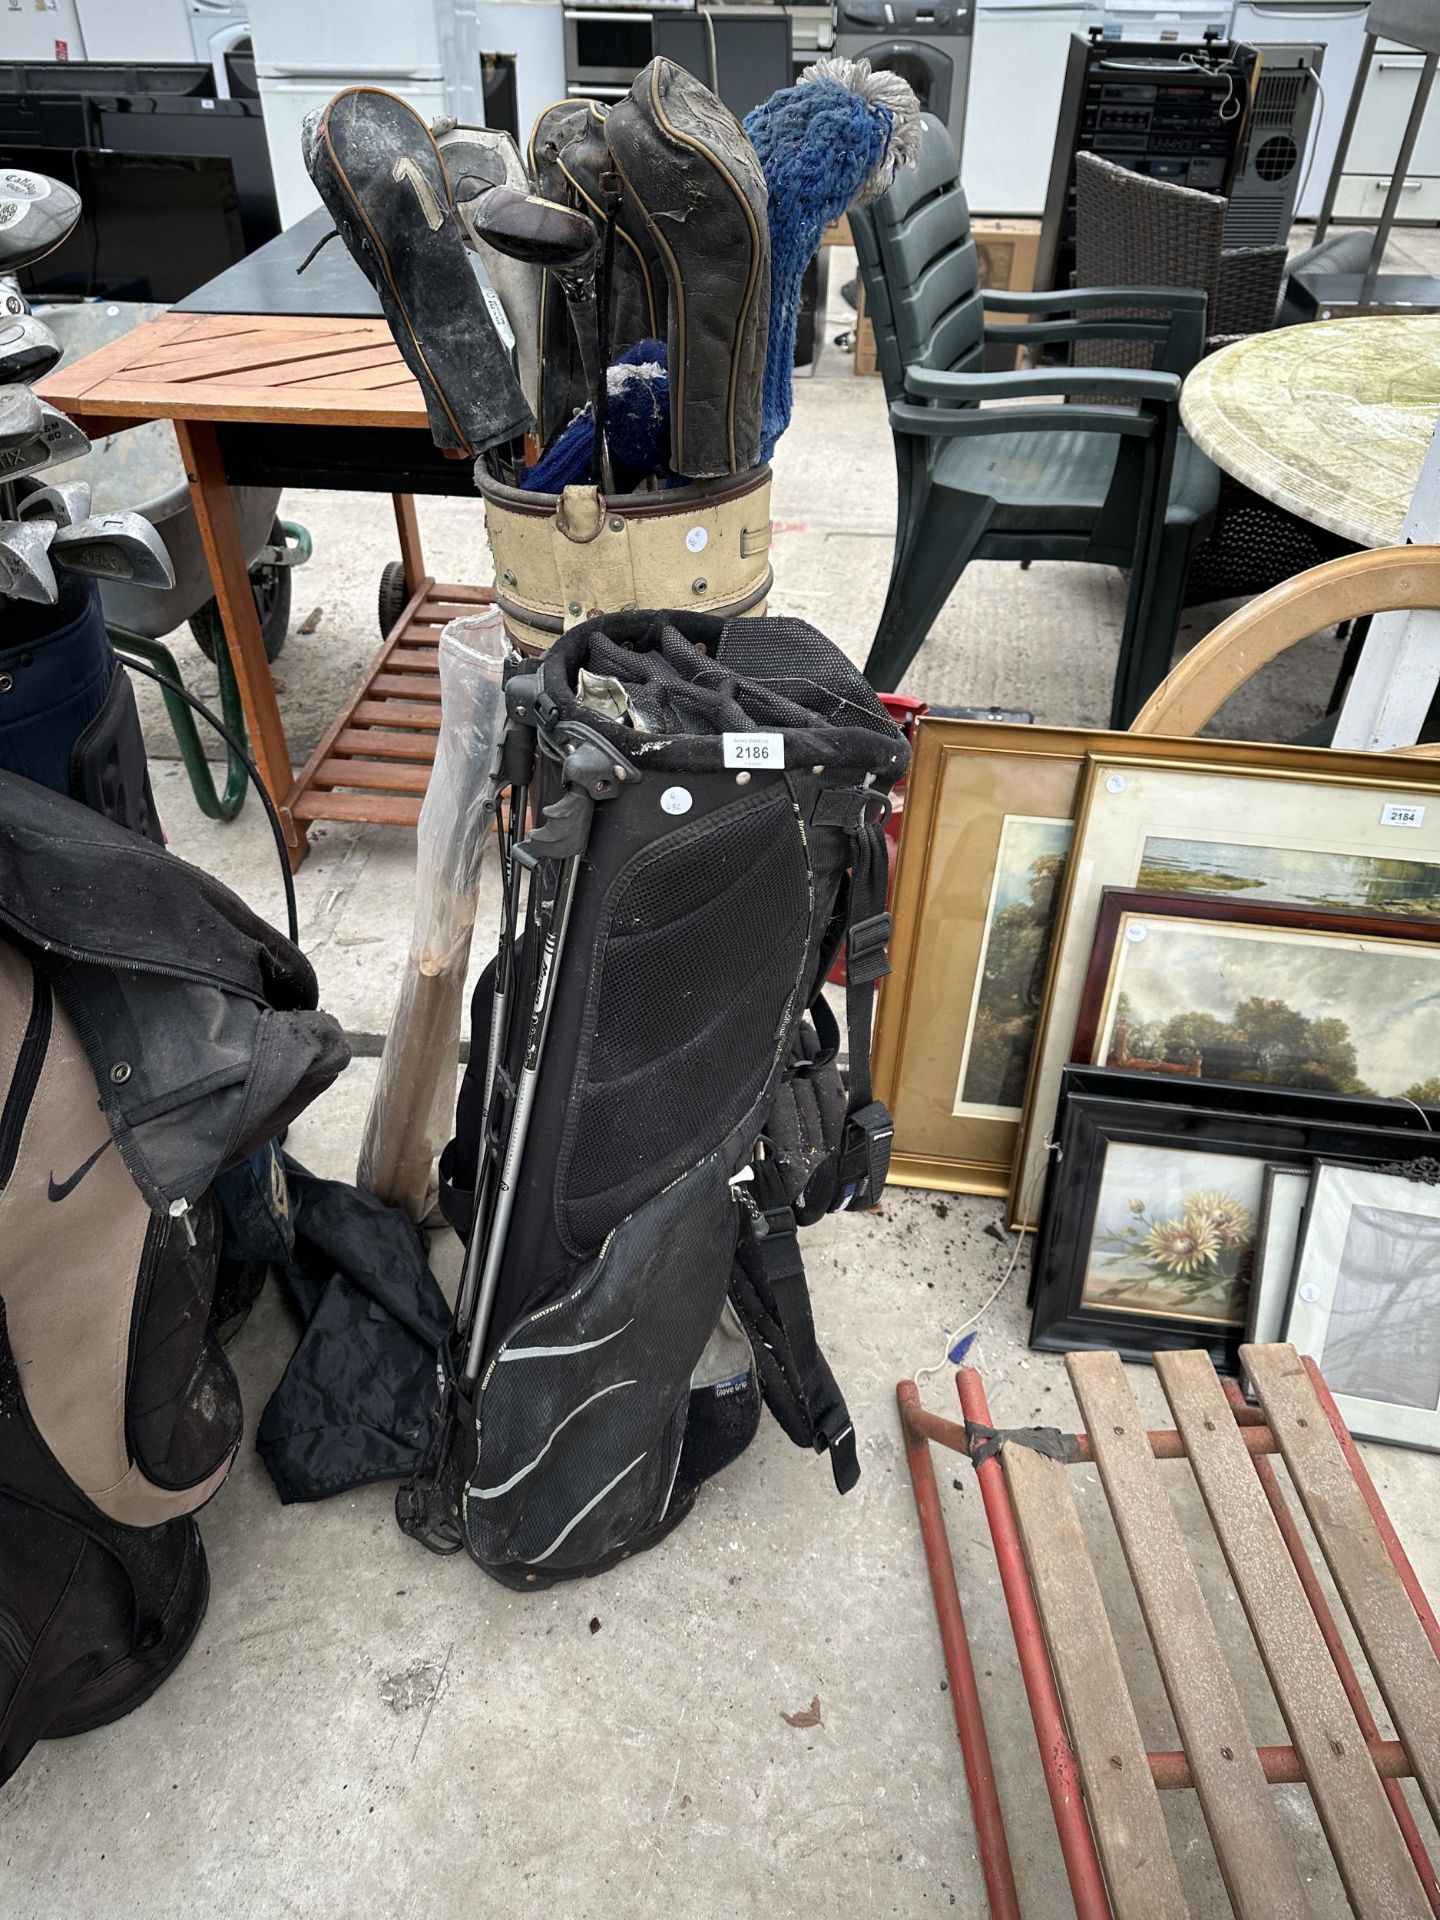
xmin=1012 ymin=748 xmax=1440 ymax=1227
xmin=870 ymin=721 xmax=1304 ymax=1196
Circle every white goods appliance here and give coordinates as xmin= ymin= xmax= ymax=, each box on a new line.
xmin=0 ymin=0 xmax=87 ymax=62
xmin=1230 ymin=0 xmax=1370 ymax=218
xmin=964 ymin=0 xmax=1232 ymax=215
xmin=248 ymin=0 xmax=483 ymax=227
xmin=75 ymin=0 xmax=252 ymax=92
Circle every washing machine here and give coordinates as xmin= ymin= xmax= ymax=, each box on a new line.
xmin=76 ymin=0 xmax=252 ymax=95
xmin=832 ymin=0 xmax=974 ymax=155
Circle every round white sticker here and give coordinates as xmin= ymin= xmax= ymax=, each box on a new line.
xmin=1106 ymin=773 xmax=1126 ymax=794
xmin=661 ymin=785 xmax=693 ymax=815
xmin=1124 ymin=923 xmax=1148 ymax=943
xmin=0 ymin=204 xmax=21 ymax=232
xmin=685 ymin=526 xmax=708 ymax=554
xmin=1 ymin=172 xmax=47 ymax=201
xmin=1299 ymin=1283 xmax=1322 ymax=1304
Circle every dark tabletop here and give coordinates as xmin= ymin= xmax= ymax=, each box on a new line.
xmin=175 ymin=208 xmax=382 ymax=319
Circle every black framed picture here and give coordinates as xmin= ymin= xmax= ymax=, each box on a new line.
xmin=1028 ymin=1068 xmax=1440 ymax=1370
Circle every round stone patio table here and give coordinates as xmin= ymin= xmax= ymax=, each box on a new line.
xmin=1180 ymin=313 xmax=1440 ymax=549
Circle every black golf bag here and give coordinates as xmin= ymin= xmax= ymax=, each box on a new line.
xmin=0 ymin=771 xmax=348 ymax=1784
xmin=398 ymin=611 xmax=908 ymax=1587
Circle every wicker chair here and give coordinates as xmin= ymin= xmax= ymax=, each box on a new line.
xmin=1073 ymin=151 xmax=1346 ymax=607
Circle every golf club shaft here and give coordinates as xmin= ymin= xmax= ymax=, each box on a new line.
xmin=556 ymin=277 xmax=616 ymax=493
xmin=461 ymin=848 xmax=582 ymax=1386
xmin=453 ymin=777 xmax=528 ymax=1340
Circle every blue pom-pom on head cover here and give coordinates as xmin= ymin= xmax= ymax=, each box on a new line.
xmin=744 ymin=57 xmax=921 ymax=463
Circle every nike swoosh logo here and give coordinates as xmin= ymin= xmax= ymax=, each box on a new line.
xmin=47 ymin=1138 xmax=112 ymax=1202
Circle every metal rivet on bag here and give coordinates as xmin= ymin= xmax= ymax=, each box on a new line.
xmin=735 ymin=771 xmax=751 ymax=785
xmin=0 ymin=673 xmax=12 ymax=693
xmin=568 ymin=601 xmax=582 ymax=616
xmin=691 ymin=578 xmax=708 ymax=595
xmin=110 ymin=1061 xmax=132 ymax=1084
xmin=502 ymin=569 xmax=517 ymax=588
xmin=609 ymin=516 xmax=624 ymax=533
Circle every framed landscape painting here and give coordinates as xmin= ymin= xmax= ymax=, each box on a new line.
xmin=1012 ymin=749 xmax=1440 ymax=1227
xmin=871 ymin=724 xmax=1335 ymax=1196
xmin=1071 ymin=890 xmax=1440 ymax=1102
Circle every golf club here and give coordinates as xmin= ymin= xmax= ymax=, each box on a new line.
xmin=0 ymin=516 xmax=57 ymax=603
xmin=467 ymin=185 xmax=616 ymax=492
xmin=17 ymin=478 xmax=89 ymax=528
xmin=49 ymin=512 xmax=174 ymax=590
xmin=0 ymin=313 xmax=60 ymax=387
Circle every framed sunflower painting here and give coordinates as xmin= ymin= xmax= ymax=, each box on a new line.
xmin=1027 ymin=1067 xmax=1440 ymax=1370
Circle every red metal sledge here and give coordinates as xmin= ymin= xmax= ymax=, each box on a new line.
xmin=898 ymin=1344 xmax=1440 ymax=1920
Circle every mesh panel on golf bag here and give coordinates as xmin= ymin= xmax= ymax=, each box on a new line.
xmin=0 ymin=939 xmax=239 ymax=1785
xmin=422 ymin=612 xmax=907 ymax=1587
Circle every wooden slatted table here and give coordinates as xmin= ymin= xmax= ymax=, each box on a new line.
xmin=38 ymin=310 xmax=487 ymax=867
xmin=897 ymin=1345 xmax=1440 ymax=1919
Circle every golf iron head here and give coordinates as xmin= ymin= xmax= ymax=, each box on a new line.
xmin=0 ymin=516 xmax=57 ymax=603
xmin=0 ymin=313 xmax=60 ymax=386
xmin=17 ymin=478 xmax=90 ymax=528
xmin=0 ymin=391 xmax=89 ymax=483
xmin=49 ymin=512 xmax=174 ymax=590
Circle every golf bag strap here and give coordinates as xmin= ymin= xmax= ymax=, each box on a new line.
xmin=734 ymin=1158 xmax=860 ymax=1494
xmin=814 ymin=787 xmax=895 ymax=1209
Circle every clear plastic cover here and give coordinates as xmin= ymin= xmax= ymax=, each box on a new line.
xmin=358 ymin=610 xmax=509 ymax=1218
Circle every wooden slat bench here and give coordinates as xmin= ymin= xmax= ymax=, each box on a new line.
xmin=897 ymin=1345 xmax=1440 ymax=1919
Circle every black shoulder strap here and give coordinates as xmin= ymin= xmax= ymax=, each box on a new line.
xmin=728 ymin=1158 xmax=860 ymax=1494
xmin=812 ymin=786 xmax=896 ymax=1209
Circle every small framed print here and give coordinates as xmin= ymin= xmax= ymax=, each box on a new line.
xmin=1283 ymin=1161 xmax=1440 ymax=1450
xmin=1246 ymin=1164 xmax=1313 ymax=1349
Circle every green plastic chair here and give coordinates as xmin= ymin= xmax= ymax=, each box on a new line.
xmin=850 ymin=117 xmax=1220 ymax=728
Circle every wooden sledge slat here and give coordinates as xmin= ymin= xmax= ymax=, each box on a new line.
xmin=352 ymin=700 xmax=442 ymax=731
xmin=386 ymin=647 xmax=441 ymax=673
xmin=1068 ymin=1353 xmax=1312 ymax=1920
xmin=1001 ymin=1438 xmax=1188 ymax=1920
xmin=1155 ymin=1350 xmax=1429 ymax=1919
xmin=292 ymin=788 xmax=422 ymax=826
xmin=312 ymin=756 xmax=430 ymax=795
xmin=1244 ymin=1343 xmax=1440 ymax=1833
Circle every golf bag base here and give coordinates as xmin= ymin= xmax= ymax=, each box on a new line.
xmin=0 ymin=1302 xmax=212 ymax=1779
xmin=398 ymin=611 xmax=907 ymax=1587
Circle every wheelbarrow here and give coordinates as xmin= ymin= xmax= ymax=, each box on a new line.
xmin=34 ymin=300 xmax=312 ymax=821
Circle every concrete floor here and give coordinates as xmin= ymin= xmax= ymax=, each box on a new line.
xmin=5 ymin=227 xmax=1440 ymax=1918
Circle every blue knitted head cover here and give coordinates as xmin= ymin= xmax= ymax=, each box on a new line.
xmin=745 ymin=73 xmax=896 ymax=462
xmin=522 ymin=339 xmax=672 ymax=494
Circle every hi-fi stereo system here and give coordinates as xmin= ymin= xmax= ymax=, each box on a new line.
xmin=1036 ymin=32 xmax=1261 ymax=294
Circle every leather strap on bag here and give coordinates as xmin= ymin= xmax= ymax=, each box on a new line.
xmin=812 ymin=786 xmax=896 ymax=1210
xmin=729 ymin=1156 xmax=860 ymax=1494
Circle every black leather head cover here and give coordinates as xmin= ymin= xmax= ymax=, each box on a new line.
xmin=605 ymin=60 xmax=771 ymax=478
xmin=554 ymin=102 xmax=666 ymax=367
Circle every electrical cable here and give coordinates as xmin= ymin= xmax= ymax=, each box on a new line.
xmin=1294 ymin=70 xmax=1327 ymax=219
xmin=112 ymin=650 xmax=300 ymax=947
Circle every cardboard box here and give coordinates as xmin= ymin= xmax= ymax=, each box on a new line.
xmin=972 ymin=218 xmax=1041 ymax=372
xmin=854 ymin=278 xmax=877 ymax=377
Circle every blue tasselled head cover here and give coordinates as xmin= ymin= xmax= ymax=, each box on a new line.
xmin=744 ymin=56 xmax=921 ymax=463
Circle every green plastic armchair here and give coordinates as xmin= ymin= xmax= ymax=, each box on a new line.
xmin=850 ymin=116 xmax=1220 ymax=728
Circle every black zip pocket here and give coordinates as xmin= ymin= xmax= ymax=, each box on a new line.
xmin=0 ymin=963 xmax=51 ymax=1192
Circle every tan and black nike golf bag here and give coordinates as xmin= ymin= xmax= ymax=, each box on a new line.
xmin=0 ymin=770 xmax=347 ymax=1784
